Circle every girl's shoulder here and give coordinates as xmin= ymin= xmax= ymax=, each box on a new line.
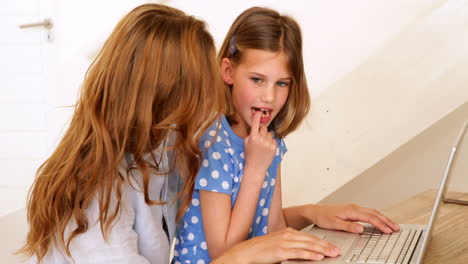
xmin=274 ymin=137 xmax=288 ymax=161
xmin=200 ymin=115 xmax=240 ymax=150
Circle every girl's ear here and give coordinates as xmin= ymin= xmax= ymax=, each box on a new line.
xmin=221 ymin=58 xmax=234 ymax=85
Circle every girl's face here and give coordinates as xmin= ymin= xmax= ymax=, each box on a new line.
xmin=222 ymin=49 xmax=291 ymax=138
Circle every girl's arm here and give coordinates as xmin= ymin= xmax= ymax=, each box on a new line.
xmin=267 ymin=165 xmax=287 ymax=232
xmin=201 ymin=112 xmax=277 ymax=259
xmin=210 ymin=228 xmax=341 ymax=264
xmin=200 ymin=167 xmax=264 ymax=259
xmin=283 ymin=204 xmax=400 ymax=234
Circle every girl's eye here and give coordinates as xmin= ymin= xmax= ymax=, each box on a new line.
xmin=251 ymin=77 xmax=262 ymax=83
xmin=277 ymin=81 xmax=289 ymax=87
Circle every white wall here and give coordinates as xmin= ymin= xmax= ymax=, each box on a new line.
xmin=2 ymin=0 xmax=467 ymax=217
xmin=281 ymin=0 xmax=468 ymax=206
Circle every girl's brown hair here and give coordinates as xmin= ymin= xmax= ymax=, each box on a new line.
xmin=218 ymin=7 xmax=310 ymax=137
xmin=20 ymin=4 xmax=224 ymax=262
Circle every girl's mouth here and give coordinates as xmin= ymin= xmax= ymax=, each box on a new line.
xmin=251 ymin=107 xmax=272 ymax=119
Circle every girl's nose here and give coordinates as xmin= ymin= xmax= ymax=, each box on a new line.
xmin=261 ymin=84 xmax=275 ymax=103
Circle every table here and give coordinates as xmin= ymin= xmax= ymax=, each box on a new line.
xmin=382 ymin=189 xmax=468 ymax=264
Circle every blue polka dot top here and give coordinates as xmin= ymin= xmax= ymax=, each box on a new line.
xmin=172 ymin=115 xmax=287 ymax=264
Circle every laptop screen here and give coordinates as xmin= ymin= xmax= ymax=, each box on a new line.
xmin=415 ymin=120 xmax=468 ymax=263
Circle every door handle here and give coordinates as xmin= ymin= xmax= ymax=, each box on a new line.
xmin=19 ymin=19 xmax=53 ymax=30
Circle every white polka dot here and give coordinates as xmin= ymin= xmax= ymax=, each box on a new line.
xmin=226 ymin=139 xmax=231 ymax=146
xmin=211 ymin=189 xmax=218 ymax=192
xmin=191 ymin=216 xmax=199 ymax=224
xmin=204 ymin=140 xmax=211 ymax=148
xmin=212 ymin=152 xmax=221 ymax=160
xmin=217 ymin=136 xmax=222 ymax=142
xmin=188 ymin=233 xmax=195 ymax=240
xmin=184 ymin=222 xmax=188 ymax=228
xmin=224 ymin=130 xmax=229 ymax=136
xmin=262 ymin=180 xmax=268 ymax=188
xmin=192 ymin=198 xmax=200 ymax=206
xmin=263 ymin=226 xmax=267 ymax=234
xmin=182 ymin=248 xmax=188 ymax=254
xmin=262 ymin=208 xmax=269 ymax=216
xmin=259 ymin=199 xmax=265 ymax=206
xmin=201 ymin=242 xmax=207 ymax=250
xmin=228 ymin=148 xmax=234 ymax=155
xmin=199 ymin=178 xmax=207 ymax=187
xmin=203 ymin=159 xmax=209 ymax=167
xmin=211 ymin=170 xmax=219 ymax=179
xmin=270 ymin=178 xmax=276 ymax=186
xmin=184 ymin=260 xmax=190 ymax=264
xmin=234 ymin=176 xmax=239 ymax=182
xmin=240 ymin=152 xmax=245 ymax=159
xmin=174 ymin=251 xmax=179 ymax=257
xmin=239 ymin=163 xmax=243 ymax=170
xmin=275 ymin=148 xmax=280 ymax=156
xmin=209 ymin=130 xmax=216 ymax=136
xmin=222 ymin=181 xmax=229 ymax=189
xmin=266 ymin=172 xmax=270 ymax=177
xmin=231 ymin=188 xmax=236 ymax=193
xmin=197 ymin=260 xmax=205 ymax=264
xmin=223 ymin=164 xmax=229 ymax=171
xmin=256 ymin=216 xmax=261 ymax=224
xmin=175 ymin=238 xmax=179 ymax=244
xmin=249 ymin=227 xmax=252 ymax=233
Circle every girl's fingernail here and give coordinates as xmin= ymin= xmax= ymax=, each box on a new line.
xmin=334 ymin=248 xmax=342 ymax=255
xmin=355 ymin=225 xmax=363 ymax=233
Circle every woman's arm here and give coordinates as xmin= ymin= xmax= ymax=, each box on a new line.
xmin=56 ymin=195 xmax=155 ymax=264
xmin=267 ymin=165 xmax=287 ymax=232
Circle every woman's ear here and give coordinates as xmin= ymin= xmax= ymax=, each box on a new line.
xmin=221 ymin=58 xmax=234 ymax=85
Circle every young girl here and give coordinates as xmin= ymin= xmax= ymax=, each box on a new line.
xmin=173 ymin=7 xmax=399 ymax=264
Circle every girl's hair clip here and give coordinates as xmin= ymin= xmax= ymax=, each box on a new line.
xmin=229 ymin=35 xmax=238 ymax=57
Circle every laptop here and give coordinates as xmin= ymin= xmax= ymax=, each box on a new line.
xmin=284 ymin=120 xmax=468 ymax=264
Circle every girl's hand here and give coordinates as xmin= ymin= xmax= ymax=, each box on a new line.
xmin=244 ymin=111 xmax=277 ymax=182
xmin=305 ymin=204 xmax=400 ymax=234
xmin=211 ymin=227 xmax=342 ymax=264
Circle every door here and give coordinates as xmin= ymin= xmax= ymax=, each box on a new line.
xmin=0 ymin=0 xmax=152 ymax=217
xmin=0 ymin=0 xmax=54 ymax=217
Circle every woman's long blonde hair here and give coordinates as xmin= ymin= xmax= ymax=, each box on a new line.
xmin=20 ymin=4 xmax=224 ymax=262
xmin=218 ymin=7 xmax=310 ymax=137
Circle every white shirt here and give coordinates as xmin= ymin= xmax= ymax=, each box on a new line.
xmin=36 ymin=144 xmax=181 ymax=264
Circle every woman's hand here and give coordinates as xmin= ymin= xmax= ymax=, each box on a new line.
xmin=244 ymin=111 xmax=277 ymax=183
xmin=211 ymin=227 xmax=341 ymax=264
xmin=303 ymin=204 xmax=400 ymax=234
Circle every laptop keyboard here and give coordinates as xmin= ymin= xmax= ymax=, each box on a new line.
xmin=345 ymin=225 xmax=422 ymax=264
